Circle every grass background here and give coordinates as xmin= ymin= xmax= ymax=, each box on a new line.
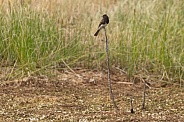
xmin=0 ymin=0 xmax=183 ymax=83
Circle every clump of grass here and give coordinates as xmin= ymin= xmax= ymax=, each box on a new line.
xmin=0 ymin=1 xmax=88 ymax=79
xmin=112 ymin=0 xmax=184 ymax=83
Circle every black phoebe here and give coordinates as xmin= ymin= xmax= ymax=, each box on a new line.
xmin=94 ymin=14 xmax=109 ymax=36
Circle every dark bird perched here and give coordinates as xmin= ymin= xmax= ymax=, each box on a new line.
xmin=94 ymin=14 xmax=109 ymax=36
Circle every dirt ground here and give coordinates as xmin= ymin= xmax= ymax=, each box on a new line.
xmin=0 ymin=68 xmax=184 ymax=121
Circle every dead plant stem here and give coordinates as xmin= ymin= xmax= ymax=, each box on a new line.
xmin=104 ymin=28 xmax=118 ymax=110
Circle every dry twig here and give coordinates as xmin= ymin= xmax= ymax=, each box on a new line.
xmin=104 ymin=28 xmax=118 ymax=110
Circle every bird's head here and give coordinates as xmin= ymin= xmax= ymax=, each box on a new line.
xmin=102 ymin=14 xmax=107 ymax=18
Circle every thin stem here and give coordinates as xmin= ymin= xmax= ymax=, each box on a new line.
xmin=130 ymin=96 xmax=134 ymax=113
xmin=104 ymin=28 xmax=119 ymax=110
xmin=142 ymin=80 xmax=146 ymax=109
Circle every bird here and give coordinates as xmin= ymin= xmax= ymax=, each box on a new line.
xmin=94 ymin=14 xmax=109 ymax=36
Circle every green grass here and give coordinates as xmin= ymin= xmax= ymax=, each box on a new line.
xmin=112 ymin=0 xmax=184 ymax=82
xmin=0 ymin=0 xmax=183 ymax=82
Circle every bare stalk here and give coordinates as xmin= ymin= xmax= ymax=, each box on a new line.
xmin=104 ymin=28 xmax=119 ymax=110
xmin=142 ymin=80 xmax=146 ymax=109
xmin=130 ymin=96 xmax=134 ymax=113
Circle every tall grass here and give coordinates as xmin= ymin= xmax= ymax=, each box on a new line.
xmin=0 ymin=0 xmax=183 ymax=83
xmin=113 ymin=0 xmax=184 ymax=82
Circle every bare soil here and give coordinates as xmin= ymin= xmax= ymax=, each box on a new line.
xmin=0 ymin=69 xmax=184 ymax=121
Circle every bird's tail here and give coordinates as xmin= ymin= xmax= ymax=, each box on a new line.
xmin=94 ymin=29 xmax=100 ymax=36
